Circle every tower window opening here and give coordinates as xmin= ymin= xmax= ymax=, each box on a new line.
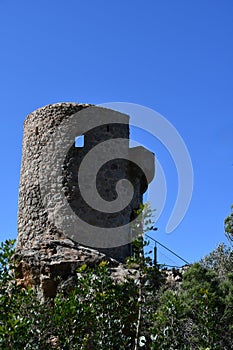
xmin=75 ymin=135 xmax=84 ymax=147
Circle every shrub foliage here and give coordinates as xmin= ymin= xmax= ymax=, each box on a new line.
xmin=0 ymin=239 xmax=233 ymax=349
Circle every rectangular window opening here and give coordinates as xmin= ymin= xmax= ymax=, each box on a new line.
xmin=75 ymin=135 xmax=84 ymax=147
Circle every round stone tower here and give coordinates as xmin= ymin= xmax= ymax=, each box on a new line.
xmin=16 ymin=102 xmax=154 ymax=297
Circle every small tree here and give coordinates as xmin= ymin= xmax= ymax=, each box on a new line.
xmin=200 ymin=243 xmax=233 ymax=280
xmin=224 ymin=205 xmax=233 ymax=244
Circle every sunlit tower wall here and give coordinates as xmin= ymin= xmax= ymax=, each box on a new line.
xmin=17 ymin=103 xmax=154 ymax=263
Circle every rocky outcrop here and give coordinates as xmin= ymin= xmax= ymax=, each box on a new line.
xmin=163 ymin=265 xmax=190 ymax=288
xmin=14 ymin=238 xmax=139 ymax=299
xmin=15 ymin=238 xmax=189 ymax=299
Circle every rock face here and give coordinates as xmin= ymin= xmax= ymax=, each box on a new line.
xmin=164 ymin=265 xmax=190 ymax=288
xmin=14 ymin=237 xmax=138 ymax=298
xmin=16 ymin=102 xmax=154 ymax=297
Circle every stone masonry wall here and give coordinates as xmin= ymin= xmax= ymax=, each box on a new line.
xmin=17 ymin=103 xmax=89 ymax=249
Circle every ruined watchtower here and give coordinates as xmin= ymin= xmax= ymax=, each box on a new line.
xmin=16 ymin=103 xmax=154 ymax=296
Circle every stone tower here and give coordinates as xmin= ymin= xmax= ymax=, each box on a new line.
xmin=16 ymin=103 xmax=154 ymax=297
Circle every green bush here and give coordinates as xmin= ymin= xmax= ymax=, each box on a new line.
xmin=0 ymin=238 xmax=232 ymax=349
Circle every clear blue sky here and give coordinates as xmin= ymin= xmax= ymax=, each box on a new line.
xmin=0 ymin=1 xmax=232 ymax=266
